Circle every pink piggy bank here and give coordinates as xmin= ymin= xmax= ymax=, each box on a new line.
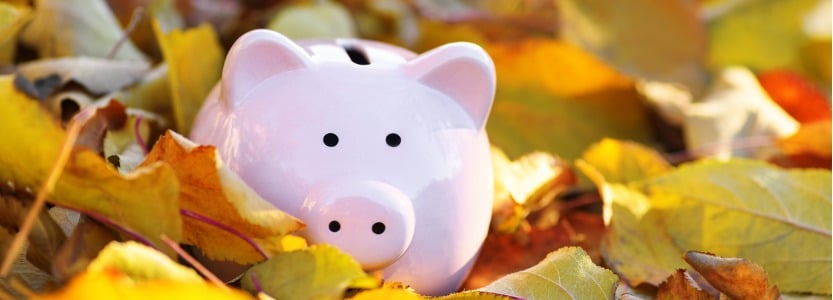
xmin=190 ymin=29 xmax=495 ymax=295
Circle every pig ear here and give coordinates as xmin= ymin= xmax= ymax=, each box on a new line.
xmin=405 ymin=42 xmax=496 ymax=129
xmin=221 ymin=29 xmax=311 ymax=108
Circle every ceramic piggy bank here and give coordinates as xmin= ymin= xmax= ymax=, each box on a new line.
xmin=190 ymin=29 xmax=495 ymax=295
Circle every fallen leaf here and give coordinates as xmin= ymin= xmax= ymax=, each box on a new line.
xmin=556 ymin=0 xmax=707 ymax=94
xmin=757 ymin=69 xmax=831 ymax=124
xmin=656 ymin=270 xmax=713 ymax=300
xmin=107 ymin=64 xmax=174 ymax=124
xmin=20 ymin=0 xmax=147 ymax=60
xmin=153 ymin=20 xmax=222 ymax=135
xmin=775 ymin=119 xmax=832 ymax=168
xmin=683 ymin=251 xmax=780 ymax=300
xmin=0 ymin=195 xmax=67 ymax=274
xmin=0 ymin=2 xmax=31 ymax=65
xmin=578 ymin=138 xmax=672 ymax=185
xmin=485 ymin=39 xmax=652 ymax=161
xmin=349 ymin=286 xmax=423 ymax=300
xmin=16 ymin=57 xmax=150 ymax=96
xmin=240 ymin=244 xmax=378 ymax=300
xmin=86 ymin=241 xmax=202 ymax=282
xmin=0 ymin=75 xmax=182 ymax=256
xmin=267 ymin=0 xmax=356 ymax=39
xmin=706 ymin=0 xmax=823 ymax=76
xmin=32 ymin=267 xmax=252 ymax=300
xmin=435 ymin=290 xmax=521 ymax=300
xmin=51 ymin=218 xmax=118 ymax=282
xmin=683 ymin=67 xmax=799 ymax=159
xmin=479 ymin=246 xmax=618 ymax=299
xmin=140 ymin=131 xmax=303 ymax=264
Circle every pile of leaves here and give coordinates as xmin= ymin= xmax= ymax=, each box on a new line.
xmin=0 ymin=0 xmax=830 ymax=299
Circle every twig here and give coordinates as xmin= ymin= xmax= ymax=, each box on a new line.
xmin=180 ymin=209 xmax=270 ymax=260
xmin=80 ymin=208 xmax=157 ymax=250
xmin=0 ymin=117 xmax=82 ymax=276
xmin=7 ymin=277 xmax=35 ymax=298
xmin=107 ymin=6 xmax=145 ymax=59
xmin=159 ymin=235 xmax=226 ymax=287
xmin=664 ymin=135 xmax=776 ymax=164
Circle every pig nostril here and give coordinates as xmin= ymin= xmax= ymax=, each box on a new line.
xmin=328 ymin=220 xmax=341 ymax=232
xmin=371 ymin=222 xmax=385 ymax=235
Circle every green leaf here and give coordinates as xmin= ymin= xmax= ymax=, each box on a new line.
xmin=241 ymin=245 xmax=378 ymax=300
xmin=479 ymin=246 xmax=618 ymax=299
xmin=556 ymin=0 xmax=707 ymax=93
xmin=86 ymin=241 xmax=202 ymax=283
xmin=267 ymin=1 xmax=357 ymax=39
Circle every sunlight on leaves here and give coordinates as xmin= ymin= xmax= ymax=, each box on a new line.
xmin=684 ymin=251 xmax=780 ymax=300
xmin=241 ymin=244 xmax=378 ymax=300
xmin=140 ymin=131 xmax=304 ymax=264
xmin=479 ymin=246 xmax=618 ymax=299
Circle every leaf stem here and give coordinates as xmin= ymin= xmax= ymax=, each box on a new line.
xmin=134 ymin=115 xmax=148 ymax=154
xmin=0 ymin=116 xmax=82 ymax=276
xmin=159 ymin=234 xmax=226 ymax=287
xmin=179 ymin=209 xmax=270 ymax=260
xmin=106 ymin=6 xmax=144 ymax=59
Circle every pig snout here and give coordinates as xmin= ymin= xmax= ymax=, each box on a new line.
xmin=301 ymin=180 xmax=416 ymax=270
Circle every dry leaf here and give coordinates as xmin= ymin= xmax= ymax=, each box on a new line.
xmin=775 ymin=119 xmax=831 ymax=168
xmin=656 ymin=269 xmax=713 ymax=300
xmin=0 ymin=75 xmax=182 ymax=257
xmin=267 ymin=1 xmax=356 ymax=39
xmin=0 ymin=2 xmax=31 ymax=65
xmin=153 ymin=21 xmax=222 ymax=135
xmin=51 ymin=218 xmax=118 ymax=282
xmin=240 ymin=245 xmax=378 ymax=300
xmin=479 ymin=246 xmax=618 ymax=299
xmin=140 ymin=131 xmax=303 ymax=264
xmin=683 ymin=251 xmax=780 ymax=300
xmin=20 ymin=0 xmax=146 ymax=60
xmin=16 ymin=57 xmax=150 ymax=96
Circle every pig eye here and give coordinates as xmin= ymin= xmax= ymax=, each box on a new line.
xmin=323 ymin=133 xmax=339 ymax=147
xmin=386 ymin=133 xmax=401 ymax=147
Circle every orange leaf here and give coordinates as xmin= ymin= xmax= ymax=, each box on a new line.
xmin=656 ymin=270 xmax=713 ymax=300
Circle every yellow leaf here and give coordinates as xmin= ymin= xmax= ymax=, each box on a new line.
xmin=683 ymin=251 xmax=780 ymax=300
xmin=350 ymin=286 xmax=423 ymax=300
xmin=485 ymin=39 xmax=651 ymax=161
xmin=241 ymin=245 xmax=378 ymax=300
xmin=644 ymin=160 xmax=831 ymax=294
xmin=86 ymin=241 xmax=201 ymax=283
xmin=140 ymin=131 xmax=303 ymax=264
xmin=778 ymin=120 xmax=832 ymax=158
xmin=32 ymin=268 xmax=252 ymax=300
xmin=0 ymin=2 xmax=31 ymax=65
xmin=578 ymin=138 xmax=672 ymax=184
xmin=479 ymin=246 xmax=618 ymax=299
xmin=153 ymin=21 xmax=222 ymax=135
xmin=0 ymin=75 xmax=182 ymax=256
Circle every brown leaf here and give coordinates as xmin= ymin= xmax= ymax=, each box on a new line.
xmin=74 ymin=100 xmax=127 ymax=152
xmin=656 ymin=269 xmax=714 ymax=300
xmin=0 ymin=195 xmax=66 ymax=274
xmin=51 ymin=218 xmax=118 ymax=282
xmin=684 ymin=251 xmax=781 ymax=300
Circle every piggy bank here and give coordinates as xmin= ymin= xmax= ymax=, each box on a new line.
xmin=190 ymin=29 xmax=495 ymax=295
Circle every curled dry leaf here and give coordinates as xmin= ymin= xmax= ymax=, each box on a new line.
xmin=241 ymin=244 xmax=378 ymax=300
xmin=51 ymin=218 xmax=118 ymax=282
xmin=20 ymin=0 xmax=147 ymax=60
xmin=140 ymin=131 xmax=304 ymax=264
xmin=152 ymin=21 xmax=222 ymax=135
xmin=479 ymin=246 xmax=618 ymax=299
xmin=683 ymin=251 xmax=780 ymax=300
xmin=656 ymin=269 xmax=713 ymax=300
xmin=0 ymin=75 xmax=182 ymax=257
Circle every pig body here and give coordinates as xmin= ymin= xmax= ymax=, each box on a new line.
xmin=190 ymin=30 xmax=495 ymax=295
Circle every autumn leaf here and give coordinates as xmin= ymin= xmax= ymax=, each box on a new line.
xmin=757 ymin=69 xmax=831 ymax=124
xmin=267 ymin=0 xmax=356 ymax=39
xmin=240 ymin=244 xmax=378 ymax=300
xmin=152 ymin=20 xmax=222 ymax=135
xmin=33 ymin=241 xmax=252 ymax=300
xmin=0 ymin=75 xmax=182 ymax=256
xmin=484 ymin=39 xmax=652 ymax=161
xmin=578 ymin=138 xmax=672 ymax=185
xmin=775 ymin=119 xmax=831 ymax=169
xmin=20 ymin=0 xmax=146 ymax=60
xmin=140 ymin=131 xmax=303 ymax=264
xmin=655 ymin=270 xmax=713 ymax=300
xmin=16 ymin=57 xmax=150 ymax=96
xmin=684 ymin=251 xmax=780 ymax=300
xmin=556 ymin=0 xmax=708 ymax=93
xmin=0 ymin=2 xmax=31 ymax=65
xmin=479 ymin=246 xmax=618 ymax=299
xmin=51 ymin=218 xmax=118 ymax=281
